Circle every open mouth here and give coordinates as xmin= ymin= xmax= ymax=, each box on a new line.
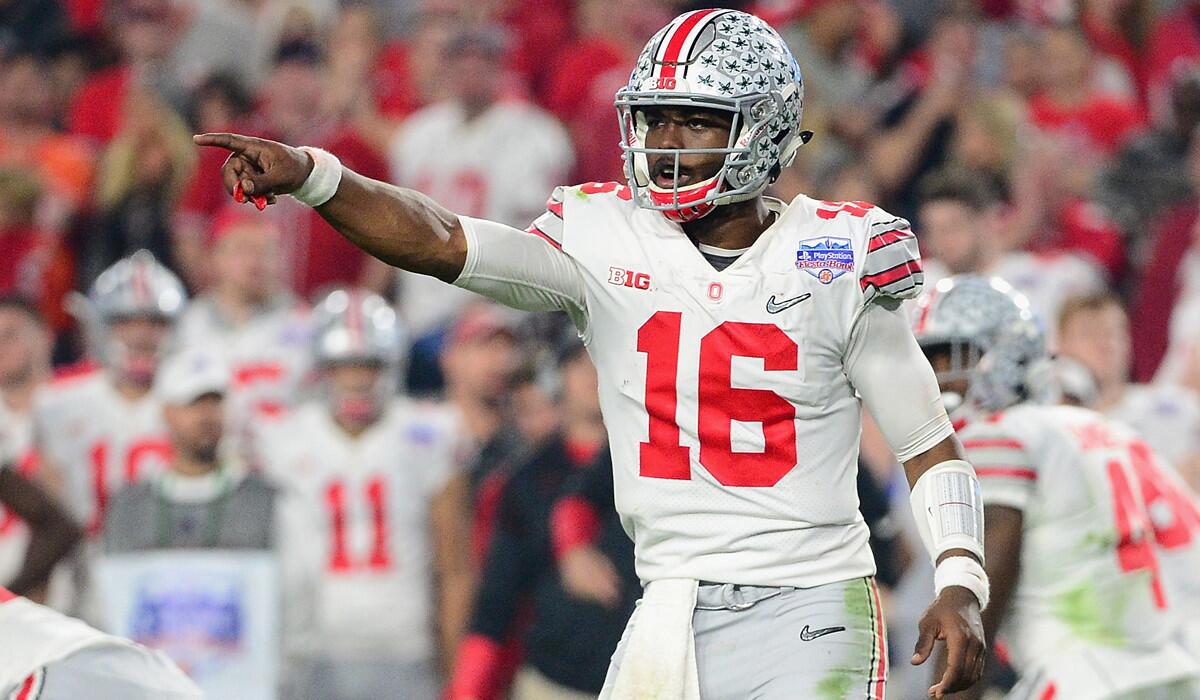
xmin=651 ymin=161 xmax=694 ymax=189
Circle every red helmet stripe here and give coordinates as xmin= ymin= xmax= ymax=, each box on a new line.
xmin=657 ymin=9 xmax=722 ymax=80
xmin=132 ymin=261 xmax=150 ymax=307
xmin=346 ymin=290 xmax=364 ymax=351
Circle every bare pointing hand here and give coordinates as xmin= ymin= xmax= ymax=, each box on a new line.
xmin=192 ymin=133 xmax=316 ymax=209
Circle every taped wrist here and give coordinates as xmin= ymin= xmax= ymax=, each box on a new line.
xmin=910 ymin=459 xmax=985 ymax=563
xmin=936 ymin=556 xmax=990 ymax=610
xmin=290 ymin=147 xmax=342 ymax=207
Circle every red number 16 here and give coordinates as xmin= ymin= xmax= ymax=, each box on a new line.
xmin=637 ymin=311 xmax=799 ymax=487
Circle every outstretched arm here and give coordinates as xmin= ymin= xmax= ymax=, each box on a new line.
xmin=194 ymin=133 xmax=467 ymax=281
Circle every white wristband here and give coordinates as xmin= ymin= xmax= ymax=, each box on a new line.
xmin=290 ymin=147 xmax=342 ymax=207
xmin=935 ymin=555 xmax=990 ymax=610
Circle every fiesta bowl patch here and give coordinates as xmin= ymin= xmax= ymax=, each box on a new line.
xmin=796 ymin=237 xmax=854 ymax=284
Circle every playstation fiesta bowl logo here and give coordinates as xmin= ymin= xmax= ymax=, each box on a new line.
xmin=796 ymin=237 xmax=854 ymax=284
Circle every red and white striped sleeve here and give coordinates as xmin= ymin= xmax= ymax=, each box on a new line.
xmin=858 ymin=211 xmax=923 ymax=305
xmin=961 ymin=425 xmax=1038 ymax=510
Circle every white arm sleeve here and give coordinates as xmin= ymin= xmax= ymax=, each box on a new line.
xmin=844 ymin=298 xmax=955 ymax=463
xmin=452 ymin=216 xmax=589 ymax=332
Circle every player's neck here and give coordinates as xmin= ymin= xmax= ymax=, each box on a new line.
xmin=215 ymin=285 xmax=270 ymax=325
xmin=1094 ymin=379 xmax=1128 ymax=412
xmin=681 ymin=197 xmax=775 ymax=251
xmin=170 ymin=454 xmax=219 ymax=478
xmin=114 ymin=378 xmax=152 ymax=402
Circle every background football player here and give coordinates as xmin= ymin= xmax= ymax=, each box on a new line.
xmin=32 ymin=250 xmax=184 ymax=618
xmin=913 ymin=275 xmax=1200 ymax=699
xmin=258 ymin=288 xmax=472 ymax=700
xmin=198 ymin=9 xmax=989 ymax=697
xmin=174 ymin=208 xmax=313 ymax=446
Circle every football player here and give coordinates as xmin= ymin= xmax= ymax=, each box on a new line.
xmin=913 ymin=275 xmax=1200 ymax=699
xmin=0 ymin=586 xmax=201 ymax=699
xmin=32 ymin=251 xmax=184 ymax=617
xmin=174 ymin=209 xmax=312 ymax=457
xmin=198 ymin=10 xmax=988 ymax=697
xmin=257 ymin=289 xmax=472 ymax=700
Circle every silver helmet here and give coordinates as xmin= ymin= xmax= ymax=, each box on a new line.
xmin=311 ymin=288 xmax=402 ymax=367
xmin=89 ymin=250 xmax=186 ymax=322
xmin=911 ymin=275 xmax=1049 ymax=414
xmin=67 ymin=251 xmax=186 ymax=382
xmin=615 ymin=9 xmax=809 ymax=223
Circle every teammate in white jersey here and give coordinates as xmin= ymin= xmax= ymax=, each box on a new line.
xmin=258 ymin=289 xmax=472 ymax=700
xmin=32 ymin=252 xmax=184 ymax=619
xmin=34 ymin=252 xmax=185 ymax=536
xmin=1055 ymin=293 xmax=1200 ymax=487
xmin=0 ymin=586 xmax=201 ymax=700
xmin=912 ymin=275 xmax=1200 ymax=700
xmin=0 ymin=298 xmax=54 ymax=590
xmin=174 ymin=209 xmax=312 ymax=443
xmin=198 ymin=9 xmax=989 ymax=697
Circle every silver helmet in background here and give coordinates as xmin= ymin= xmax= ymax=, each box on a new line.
xmin=911 ymin=275 xmax=1050 ymax=415
xmin=71 ymin=250 xmax=187 ymax=384
xmin=311 ymin=288 xmax=405 ymax=424
xmin=312 ymin=288 xmax=403 ymax=368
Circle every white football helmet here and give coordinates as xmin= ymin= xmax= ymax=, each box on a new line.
xmin=911 ymin=275 xmax=1052 ymax=415
xmin=616 ymin=9 xmax=810 ymax=223
xmin=70 ymin=250 xmax=187 ymax=381
xmin=311 ymin=288 xmax=404 ymax=424
xmin=311 ymin=288 xmax=402 ymax=368
xmin=89 ymin=250 xmax=186 ymax=323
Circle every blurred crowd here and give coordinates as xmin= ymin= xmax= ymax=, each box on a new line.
xmin=4 ymin=0 xmax=1200 ymax=697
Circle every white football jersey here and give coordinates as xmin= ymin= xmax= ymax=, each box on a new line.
xmin=32 ymin=370 xmax=170 ymax=535
xmin=0 ymin=399 xmax=36 ymax=587
xmin=457 ymin=185 xmax=946 ymax=588
xmin=258 ymin=399 xmax=462 ymax=663
xmin=0 ymin=588 xmax=201 ymax=698
xmin=390 ymin=101 xmax=574 ymax=228
xmin=174 ymin=295 xmax=312 ymax=436
xmin=962 ymin=404 xmax=1200 ymax=694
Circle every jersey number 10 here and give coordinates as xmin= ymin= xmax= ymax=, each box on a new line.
xmin=637 ymin=311 xmax=799 ymax=488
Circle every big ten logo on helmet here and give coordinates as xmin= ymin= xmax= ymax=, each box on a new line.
xmin=608 ymin=267 xmax=651 ymax=291
xmin=655 ymin=77 xmax=677 ymax=90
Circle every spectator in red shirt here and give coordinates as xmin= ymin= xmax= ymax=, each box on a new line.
xmin=0 ymin=170 xmax=73 ymax=333
xmin=1147 ymin=0 xmax=1200 ymax=122
xmin=67 ymin=0 xmax=186 ymax=145
xmin=1027 ymin=25 xmax=1145 ymax=156
xmin=1079 ymin=0 xmax=1152 ymax=104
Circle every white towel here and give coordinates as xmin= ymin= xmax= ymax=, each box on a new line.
xmin=602 ymin=578 xmax=701 ymax=700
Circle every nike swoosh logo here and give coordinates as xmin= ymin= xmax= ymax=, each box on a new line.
xmin=798 ymin=624 xmax=846 ymax=642
xmin=766 ymin=293 xmax=812 ymax=314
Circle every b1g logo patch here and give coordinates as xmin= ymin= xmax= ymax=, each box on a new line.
xmin=796 ymin=237 xmax=854 ymax=284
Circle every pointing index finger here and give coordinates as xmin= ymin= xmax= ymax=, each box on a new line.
xmin=193 ymin=132 xmax=253 ymax=153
